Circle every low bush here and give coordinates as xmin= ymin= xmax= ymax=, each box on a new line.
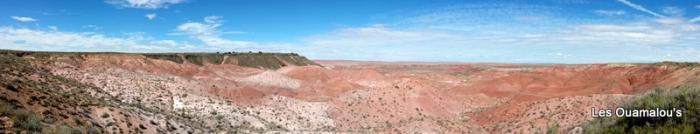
xmin=14 ymin=110 xmax=43 ymax=132
xmin=1 ymin=100 xmax=43 ymax=132
xmin=585 ymin=86 xmax=700 ymax=133
xmin=143 ymin=54 xmax=184 ymax=64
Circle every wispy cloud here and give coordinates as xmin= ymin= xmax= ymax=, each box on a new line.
xmin=691 ymin=17 xmax=700 ymax=23
xmin=298 ymin=2 xmax=700 ymax=63
xmin=0 ymin=15 xmax=289 ymax=53
xmin=304 ymin=25 xmax=459 ymax=46
xmin=4 ymin=1 xmax=700 ymax=63
xmin=82 ymin=25 xmax=103 ymax=30
xmin=593 ymin=10 xmax=626 ymax=16
xmin=145 ymin=13 xmax=157 ymax=20
xmin=563 ymin=24 xmax=674 ymax=44
xmin=175 ymin=16 xmax=253 ymax=47
xmin=0 ymin=27 xmax=193 ymax=52
xmin=0 ymin=24 xmax=290 ymax=53
xmin=10 ymin=16 xmax=37 ymax=22
xmin=47 ymin=26 xmax=58 ymax=31
xmin=38 ymin=9 xmax=71 ymax=16
xmin=660 ymin=6 xmax=684 ymax=17
xmin=616 ymin=0 xmax=664 ymax=17
xmin=106 ymin=0 xmax=186 ymax=9
xmin=691 ymin=5 xmax=700 ymax=23
xmin=406 ymin=3 xmax=563 ymax=31
xmin=301 ymin=25 xmax=474 ymax=61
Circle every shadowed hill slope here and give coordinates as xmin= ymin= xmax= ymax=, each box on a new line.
xmin=0 ymin=54 xmax=204 ymax=133
xmin=0 ymin=50 xmax=319 ymax=70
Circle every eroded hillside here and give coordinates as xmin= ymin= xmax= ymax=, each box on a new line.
xmin=1 ymin=51 xmax=700 ymax=133
xmin=4 ymin=50 xmax=318 ymax=70
xmin=0 ymin=54 xmax=203 ymax=133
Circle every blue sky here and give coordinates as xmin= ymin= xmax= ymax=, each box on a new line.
xmin=1 ymin=0 xmax=699 ymax=63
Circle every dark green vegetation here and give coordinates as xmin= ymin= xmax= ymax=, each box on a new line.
xmin=0 ymin=100 xmax=42 ymax=133
xmin=231 ymin=53 xmax=317 ymax=69
xmin=145 ymin=52 xmax=318 ymax=69
xmin=584 ymin=85 xmax=700 ymax=133
xmin=654 ymin=61 xmax=700 ymax=68
xmin=143 ymin=54 xmax=183 ymax=64
xmin=0 ymin=49 xmax=319 ymax=69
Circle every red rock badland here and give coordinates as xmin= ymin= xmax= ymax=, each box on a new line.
xmin=1 ymin=51 xmax=699 ymax=133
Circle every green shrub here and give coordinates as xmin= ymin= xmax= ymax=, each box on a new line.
xmin=14 ymin=109 xmax=43 ymax=132
xmin=143 ymin=54 xmax=184 ymax=64
xmin=0 ymin=102 xmax=11 ymax=116
xmin=0 ymin=101 xmax=44 ymax=133
xmin=585 ymin=86 xmax=700 ymax=133
xmin=547 ymin=122 xmax=559 ymax=134
xmin=233 ymin=54 xmax=284 ymax=69
xmin=87 ymin=126 xmax=102 ymax=134
xmin=205 ymin=54 xmax=224 ymax=64
xmin=57 ymin=125 xmax=82 ymax=134
xmin=142 ymin=52 xmax=318 ymax=69
xmin=184 ymin=55 xmax=204 ymax=66
xmin=43 ymin=125 xmax=84 ymax=134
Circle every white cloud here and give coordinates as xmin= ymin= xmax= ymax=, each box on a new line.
xmin=304 ymin=25 xmax=459 ymax=46
xmin=0 ymin=25 xmax=286 ymax=53
xmin=106 ymin=0 xmax=186 ymax=9
xmin=310 ymin=23 xmax=684 ymax=47
xmin=562 ymin=24 xmax=674 ymax=44
xmin=593 ymin=10 xmax=626 ymax=16
xmin=292 ymin=2 xmax=700 ymax=62
xmin=691 ymin=16 xmax=700 ymax=23
xmin=0 ymin=15 xmax=278 ymax=53
xmin=204 ymin=16 xmax=222 ymax=24
xmin=660 ymin=6 xmax=684 ymax=17
xmin=0 ymin=26 xmax=191 ymax=52
xmin=299 ymin=16 xmax=700 ymax=62
xmin=145 ymin=13 xmax=157 ymax=20
xmin=394 ymin=4 xmax=695 ymax=46
xmin=177 ymin=17 xmax=220 ymax=36
xmin=406 ymin=3 xmax=561 ymax=31
xmin=301 ymin=25 xmax=545 ymax=61
xmin=654 ymin=18 xmax=700 ymax=31
xmin=47 ymin=26 xmax=58 ymax=31
xmin=83 ymin=25 xmax=103 ymax=30
xmin=655 ymin=17 xmax=686 ymax=25
xmin=691 ymin=5 xmax=700 ymax=23
xmin=175 ymin=16 xmax=254 ymax=47
xmin=509 ymin=18 xmax=699 ymax=46
xmin=10 ymin=16 xmax=37 ymax=22
xmin=150 ymin=40 xmax=178 ymax=47
xmin=616 ymin=0 xmax=664 ymax=17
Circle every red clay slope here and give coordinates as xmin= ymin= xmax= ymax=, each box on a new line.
xmin=25 ymin=54 xmax=700 ymax=133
